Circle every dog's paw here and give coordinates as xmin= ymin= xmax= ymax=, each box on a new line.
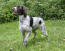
xmin=23 ymin=41 xmax=27 ymax=46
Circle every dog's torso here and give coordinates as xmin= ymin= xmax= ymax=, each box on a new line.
xmin=19 ymin=15 xmax=44 ymax=32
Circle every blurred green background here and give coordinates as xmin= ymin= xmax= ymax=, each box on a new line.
xmin=0 ymin=0 xmax=65 ymax=23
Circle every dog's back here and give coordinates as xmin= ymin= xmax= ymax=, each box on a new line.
xmin=32 ymin=17 xmax=44 ymax=27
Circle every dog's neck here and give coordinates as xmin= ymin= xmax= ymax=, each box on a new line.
xmin=19 ymin=15 xmax=27 ymax=18
xmin=19 ymin=15 xmax=26 ymax=22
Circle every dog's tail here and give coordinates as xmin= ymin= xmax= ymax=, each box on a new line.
xmin=40 ymin=13 xmax=43 ymax=18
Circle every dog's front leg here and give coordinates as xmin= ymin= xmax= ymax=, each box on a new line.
xmin=24 ymin=32 xmax=31 ymax=46
xmin=21 ymin=30 xmax=25 ymax=45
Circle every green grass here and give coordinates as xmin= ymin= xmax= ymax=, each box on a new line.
xmin=0 ymin=20 xmax=65 ymax=51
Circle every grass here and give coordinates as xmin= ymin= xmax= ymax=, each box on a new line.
xmin=0 ymin=20 xmax=65 ymax=51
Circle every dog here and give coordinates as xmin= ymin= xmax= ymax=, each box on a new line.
xmin=12 ymin=6 xmax=49 ymax=46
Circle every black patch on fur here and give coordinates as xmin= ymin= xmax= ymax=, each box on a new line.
xmin=30 ymin=17 xmax=33 ymax=27
xmin=39 ymin=20 xmax=42 ymax=24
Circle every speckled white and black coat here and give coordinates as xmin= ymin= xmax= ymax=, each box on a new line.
xmin=19 ymin=15 xmax=44 ymax=32
xmin=12 ymin=6 xmax=49 ymax=46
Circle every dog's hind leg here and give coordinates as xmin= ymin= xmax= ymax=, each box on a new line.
xmin=32 ymin=28 xmax=38 ymax=39
xmin=40 ymin=24 xmax=49 ymax=40
xmin=33 ymin=31 xmax=37 ymax=39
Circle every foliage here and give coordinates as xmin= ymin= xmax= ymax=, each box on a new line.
xmin=26 ymin=0 xmax=64 ymax=19
xmin=0 ymin=0 xmax=65 ymax=23
xmin=0 ymin=0 xmax=24 ymax=23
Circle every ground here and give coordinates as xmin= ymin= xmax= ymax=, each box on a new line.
xmin=0 ymin=20 xmax=65 ymax=51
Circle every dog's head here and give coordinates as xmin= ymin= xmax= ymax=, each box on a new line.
xmin=12 ymin=6 xmax=27 ymax=17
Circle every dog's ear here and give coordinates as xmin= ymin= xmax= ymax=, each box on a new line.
xmin=21 ymin=6 xmax=27 ymax=17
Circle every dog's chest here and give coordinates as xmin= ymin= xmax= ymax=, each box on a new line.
xmin=19 ymin=16 xmax=30 ymax=26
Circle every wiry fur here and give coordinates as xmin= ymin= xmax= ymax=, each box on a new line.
xmin=12 ymin=6 xmax=49 ymax=46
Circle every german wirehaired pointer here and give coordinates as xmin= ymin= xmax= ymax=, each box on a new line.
xmin=12 ymin=6 xmax=49 ymax=46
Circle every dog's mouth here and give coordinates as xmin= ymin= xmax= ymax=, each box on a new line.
xmin=12 ymin=10 xmax=18 ymax=16
xmin=12 ymin=8 xmax=18 ymax=16
xmin=12 ymin=12 xmax=18 ymax=16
